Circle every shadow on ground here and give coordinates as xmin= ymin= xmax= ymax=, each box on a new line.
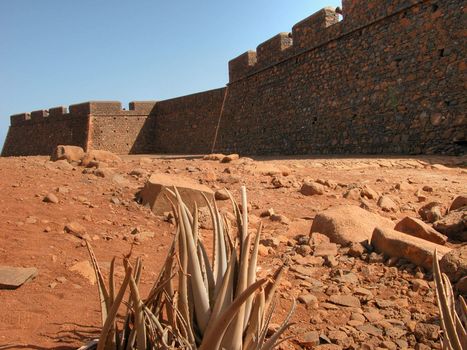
xmin=0 ymin=323 xmax=99 ymax=350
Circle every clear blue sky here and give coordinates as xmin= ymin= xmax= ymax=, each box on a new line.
xmin=0 ymin=0 xmax=340 ymax=150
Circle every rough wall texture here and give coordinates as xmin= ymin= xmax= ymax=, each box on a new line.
xmin=88 ymin=102 xmax=157 ymax=154
xmin=2 ymin=0 xmax=466 ymax=157
xmin=153 ymin=88 xmax=226 ymax=154
xmin=1 ymin=108 xmax=89 ymax=157
xmin=215 ymin=0 xmax=466 ymax=155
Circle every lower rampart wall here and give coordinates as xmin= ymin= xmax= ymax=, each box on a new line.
xmin=1 ymin=113 xmax=89 ymax=157
xmin=152 ymin=88 xmax=226 ymax=154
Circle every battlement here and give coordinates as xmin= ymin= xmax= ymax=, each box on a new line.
xmin=9 ymin=101 xmax=159 ymax=126
xmin=68 ymin=101 xmax=122 ymax=115
xmin=342 ymin=0 xmax=419 ymax=28
xmin=227 ymin=0 xmax=429 ymax=82
xmin=292 ymin=7 xmax=340 ymax=50
xmin=10 ymin=113 xmax=31 ymax=126
xmin=256 ymin=33 xmax=293 ymax=68
xmin=30 ymin=110 xmax=49 ymax=121
xmin=49 ymin=106 xmax=68 ymax=117
xmin=129 ymin=101 xmax=158 ymax=114
xmin=228 ymin=51 xmax=257 ymax=83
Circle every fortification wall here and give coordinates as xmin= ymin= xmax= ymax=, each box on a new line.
xmin=1 ymin=101 xmax=158 ymax=157
xmin=214 ymin=0 xmax=466 ymax=155
xmin=2 ymin=0 xmax=465 ymax=157
xmin=1 ymin=107 xmax=89 ymax=157
xmin=153 ymin=88 xmax=226 ymax=154
xmin=87 ymin=101 xmax=157 ymax=154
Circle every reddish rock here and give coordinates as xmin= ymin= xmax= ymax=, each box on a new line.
xmin=51 ymin=145 xmax=84 ymax=163
xmin=449 ymin=195 xmax=467 ymax=212
xmin=138 ymin=173 xmax=213 ymax=215
xmin=311 ymin=205 xmax=393 ymax=246
xmin=371 ymin=227 xmax=451 ymax=269
xmin=221 ymin=154 xmax=240 ymax=163
xmin=378 ymin=195 xmax=397 ymax=212
xmin=394 ymin=217 xmax=447 ymax=245
xmin=433 ymin=207 xmax=466 ymax=241
xmin=418 ymin=202 xmax=445 ymax=223
xmin=439 ymin=246 xmax=467 ymax=283
xmin=81 ymin=150 xmax=121 ymax=167
xmin=301 ymin=181 xmax=325 ymax=196
xmin=203 ymin=153 xmax=225 ymax=161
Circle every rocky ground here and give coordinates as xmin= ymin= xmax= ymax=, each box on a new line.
xmin=0 ymin=152 xmax=465 ymax=350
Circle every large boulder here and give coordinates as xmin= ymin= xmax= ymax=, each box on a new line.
xmin=394 ymin=217 xmax=447 ymax=245
xmin=81 ymin=150 xmax=122 ymax=167
xmin=371 ymin=227 xmax=451 ymax=269
xmin=139 ymin=173 xmax=214 ymax=215
xmin=51 ymin=145 xmax=84 ymax=164
xmin=310 ymin=205 xmax=394 ymax=246
xmin=439 ymin=246 xmax=467 ymax=283
xmin=433 ymin=207 xmax=467 ymax=241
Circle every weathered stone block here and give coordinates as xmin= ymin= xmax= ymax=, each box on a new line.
xmin=139 ymin=173 xmax=214 ymax=215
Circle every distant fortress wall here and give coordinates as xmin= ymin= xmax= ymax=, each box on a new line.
xmin=2 ymin=0 xmax=465 ymax=157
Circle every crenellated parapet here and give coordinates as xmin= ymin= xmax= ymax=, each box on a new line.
xmin=10 ymin=113 xmax=31 ymax=126
xmin=8 ymin=101 xmax=159 ymax=127
xmin=228 ymin=0 xmax=427 ymax=82
xmin=342 ymin=0 xmax=420 ymax=29
xmin=228 ymin=51 xmax=257 ymax=83
xmin=69 ymin=101 xmax=123 ymax=115
xmin=256 ymin=32 xmax=293 ymax=69
xmin=129 ymin=101 xmax=158 ymax=114
xmin=292 ymin=7 xmax=340 ymax=50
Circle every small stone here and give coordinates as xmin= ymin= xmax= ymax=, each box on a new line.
xmin=361 ymin=185 xmax=378 ymax=200
xmin=0 ymin=266 xmax=38 ymax=289
xmin=418 ymin=202 xmax=444 ymax=223
xmin=258 ymin=245 xmax=269 ymax=257
xmin=329 ymin=294 xmax=361 ymax=308
xmin=25 ymin=216 xmax=38 ymax=224
xmin=396 ymin=181 xmax=414 ymax=191
xmin=69 ymin=261 xmax=96 ymax=285
xmin=221 ymin=154 xmax=240 ymax=163
xmin=260 ymin=208 xmax=275 ymax=217
xmin=270 ymin=214 xmax=290 ymax=225
xmin=344 ymin=188 xmax=361 ymax=200
xmin=412 ymin=279 xmax=429 ymax=292
xmin=301 ymin=181 xmax=325 ymax=196
xmin=43 ymin=193 xmax=59 ymax=204
xmin=298 ymin=293 xmax=319 ymax=308
xmin=450 ymin=195 xmax=467 ymax=212
xmin=357 ymin=323 xmax=383 ymax=337
xmin=214 ymin=189 xmax=230 ymax=201
xmin=314 ymin=243 xmax=338 ymax=257
xmin=348 ymin=242 xmax=365 ymax=257
xmin=422 ymin=185 xmax=433 ymax=193
xmin=110 ymin=197 xmax=120 ymax=205
xmin=378 ymin=196 xmax=397 ymax=212
xmin=64 ymin=221 xmax=88 ymax=239
xmin=300 ymin=331 xmax=320 ymax=347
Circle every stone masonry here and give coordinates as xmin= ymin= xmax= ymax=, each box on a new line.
xmin=2 ymin=0 xmax=466 ymax=157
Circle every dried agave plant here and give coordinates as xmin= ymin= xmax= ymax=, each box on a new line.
xmin=432 ymin=250 xmax=467 ymax=350
xmin=85 ymin=186 xmax=295 ymax=350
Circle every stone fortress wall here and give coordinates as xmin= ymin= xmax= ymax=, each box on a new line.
xmin=2 ymin=0 xmax=465 ymax=157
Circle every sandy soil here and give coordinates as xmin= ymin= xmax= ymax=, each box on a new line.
xmin=0 ymin=154 xmax=465 ymax=349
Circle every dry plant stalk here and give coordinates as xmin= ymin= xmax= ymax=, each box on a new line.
xmin=85 ymin=186 xmax=295 ymax=350
xmin=432 ymin=250 xmax=466 ymax=350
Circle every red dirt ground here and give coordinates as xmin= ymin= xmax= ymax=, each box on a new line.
xmin=0 ymin=154 xmax=465 ymax=349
